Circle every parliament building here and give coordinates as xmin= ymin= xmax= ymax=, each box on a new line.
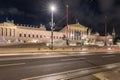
xmin=0 ymin=20 xmax=113 ymax=46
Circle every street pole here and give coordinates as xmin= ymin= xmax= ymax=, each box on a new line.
xmin=104 ymin=16 xmax=107 ymax=46
xmin=50 ymin=5 xmax=55 ymax=50
xmin=66 ymin=4 xmax=69 ymax=46
xmin=51 ymin=9 xmax=54 ymax=50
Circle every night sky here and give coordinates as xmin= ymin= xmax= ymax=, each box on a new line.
xmin=0 ymin=0 xmax=120 ymax=36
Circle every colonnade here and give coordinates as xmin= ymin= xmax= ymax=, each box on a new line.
xmin=68 ymin=28 xmax=87 ymax=41
xmin=0 ymin=27 xmax=15 ymax=37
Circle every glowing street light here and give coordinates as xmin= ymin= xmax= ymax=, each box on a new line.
xmin=51 ymin=6 xmax=56 ymax=12
xmin=50 ymin=5 xmax=56 ymax=50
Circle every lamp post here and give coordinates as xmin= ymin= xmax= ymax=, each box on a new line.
xmin=104 ymin=16 xmax=107 ymax=46
xmin=66 ymin=4 xmax=69 ymax=46
xmin=50 ymin=5 xmax=55 ymax=50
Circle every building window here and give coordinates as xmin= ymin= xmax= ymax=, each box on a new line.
xmin=59 ymin=37 xmax=61 ymax=39
xmin=11 ymin=29 xmax=15 ymax=37
xmin=36 ymin=35 xmax=38 ymax=38
xmin=33 ymin=35 xmax=34 ymax=38
xmin=28 ymin=34 xmax=30 ymax=37
xmin=56 ymin=36 xmax=58 ymax=39
xmin=44 ymin=35 xmax=46 ymax=37
xmin=24 ymin=34 xmax=26 ymax=37
xmin=19 ymin=34 xmax=22 ymax=37
xmin=40 ymin=35 xmax=42 ymax=38
xmin=54 ymin=36 xmax=55 ymax=39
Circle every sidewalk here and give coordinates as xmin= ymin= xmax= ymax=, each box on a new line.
xmin=94 ymin=70 xmax=120 ymax=80
xmin=0 ymin=47 xmax=120 ymax=54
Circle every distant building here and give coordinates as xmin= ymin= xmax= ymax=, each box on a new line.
xmin=61 ymin=22 xmax=88 ymax=45
xmin=0 ymin=21 xmax=64 ymax=45
xmin=0 ymin=20 xmax=114 ymax=46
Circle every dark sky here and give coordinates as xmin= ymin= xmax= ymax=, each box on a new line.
xmin=0 ymin=0 xmax=120 ymax=36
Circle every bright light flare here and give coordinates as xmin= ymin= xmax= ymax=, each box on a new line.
xmin=51 ymin=6 xmax=55 ymax=11
xmin=49 ymin=4 xmax=56 ymax=12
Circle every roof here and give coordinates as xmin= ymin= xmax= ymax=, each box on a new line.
xmin=68 ymin=23 xmax=88 ymax=32
xmin=60 ymin=23 xmax=88 ymax=32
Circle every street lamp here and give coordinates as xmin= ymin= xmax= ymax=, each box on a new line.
xmin=104 ymin=16 xmax=107 ymax=46
xmin=50 ymin=5 xmax=56 ymax=50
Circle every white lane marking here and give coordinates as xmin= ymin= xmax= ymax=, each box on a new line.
xmin=0 ymin=56 xmax=65 ymax=61
xmin=0 ymin=52 xmax=89 ymax=56
xmin=102 ymin=55 xmax=116 ymax=58
xmin=0 ymin=55 xmax=72 ymax=61
xmin=36 ymin=60 xmax=84 ymax=69
xmin=21 ymin=63 xmax=120 ymax=80
xmin=106 ymin=52 xmax=115 ymax=54
xmin=79 ymin=52 xmax=89 ymax=54
xmin=0 ymin=63 xmax=26 ymax=67
xmin=21 ymin=67 xmax=96 ymax=80
xmin=0 ymin=54 xmax=87 ymax=61
xmin=60 ymin=58 xmax=86 ymax=61
xmin=0 ymin=54 xmax=24 ymax=56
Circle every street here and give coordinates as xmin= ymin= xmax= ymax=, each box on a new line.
xmin=0 ymin=52 xmax=120 ymax=80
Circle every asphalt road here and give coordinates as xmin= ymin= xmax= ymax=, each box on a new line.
xmin=0 ymin=52 xmax=120 ymax=80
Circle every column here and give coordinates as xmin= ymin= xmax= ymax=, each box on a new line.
xmin=71 ymin=30 xmax=73 ymax=40
xmin=0 ymin=28 xmax=3 ymax=36
xmin=10 ymin=29 xmax=12 ymax=36
xmin=69 ymin=29 xmax=71 ymax=40
xmin=11 ymin=29 xmax=14 ymax=37
xmin=75 ymin=29 xmax=77 ymax=40
xmin=73 ymin=30 xmax=75 ymax=40
xmin=79 ymin=30 xmax=81 ymax=40
xmin=3 ymin=28 xmax=6 ymax=36
xmin=77 ymin=30 xmax=79 ymax=40
xmin=0 ymin=28 xmax=1 ymax=36
xmin=7 ymin=28 xmax=10 ymax=36
xmin=5 ymin=28 xmax=7 ymax=36
xmin=14 ymin=29 xmax=15 ymax=37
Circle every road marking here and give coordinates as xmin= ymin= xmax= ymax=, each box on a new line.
xmin=106 ymin=52 xmax=118 ymax=54
xmin=0 ymin=63 xmax=26 ymax=67
xmin=21 ymin=67 xmax=96 ymax=80
xmin=60 ymin=58 xmax=86 ymax=61
xmin=102 ymin=55 xmax=115 ymax=58
xmin=21 ymin=63 xmax=120 ymax=80
xmin=0 ymin=54 xmax=88 ymax=61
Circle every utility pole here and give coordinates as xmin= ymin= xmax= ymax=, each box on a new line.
xmin=66 ymin=4 xmax=69 ymax=46
xmin=50 ymin=5 xmax=55 ymax=50
xmin=112 ymin=27 xmax=116 ymax=45
xmin=104 ymin=16 xmax=107 ymax=46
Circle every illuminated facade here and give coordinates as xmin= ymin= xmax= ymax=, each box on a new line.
xmin=0 ymin=21 xmax=64 ymax=45
xmin=0 ymin=21 xmax=113 ymax=46
xmin=61 ymin=22 xmax=88 ymax=45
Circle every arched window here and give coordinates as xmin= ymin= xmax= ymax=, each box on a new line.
xmin=24 ymin=34 xmax=26 ymax=37
xmin=36 ymin=35 xmax=38 ymax=38
xmin=19 ymin=33 xmax=22 ymax=37
xmin=28 ymin=34 xmax=30 ymax=37
xmin=44 ymin=35 xmax=46 ymax=37
xmin=59 ymin=37 xmax=62 ymax=39
xmin=56 ymin=36 xmax=58 ymax=39
xmin=40 ymin=35 xmax=42 ymax=38
xmin=32 ymin=35 xmax=34 ymax=38
xmin=54 ymin=36 xmax=55 ymax=39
